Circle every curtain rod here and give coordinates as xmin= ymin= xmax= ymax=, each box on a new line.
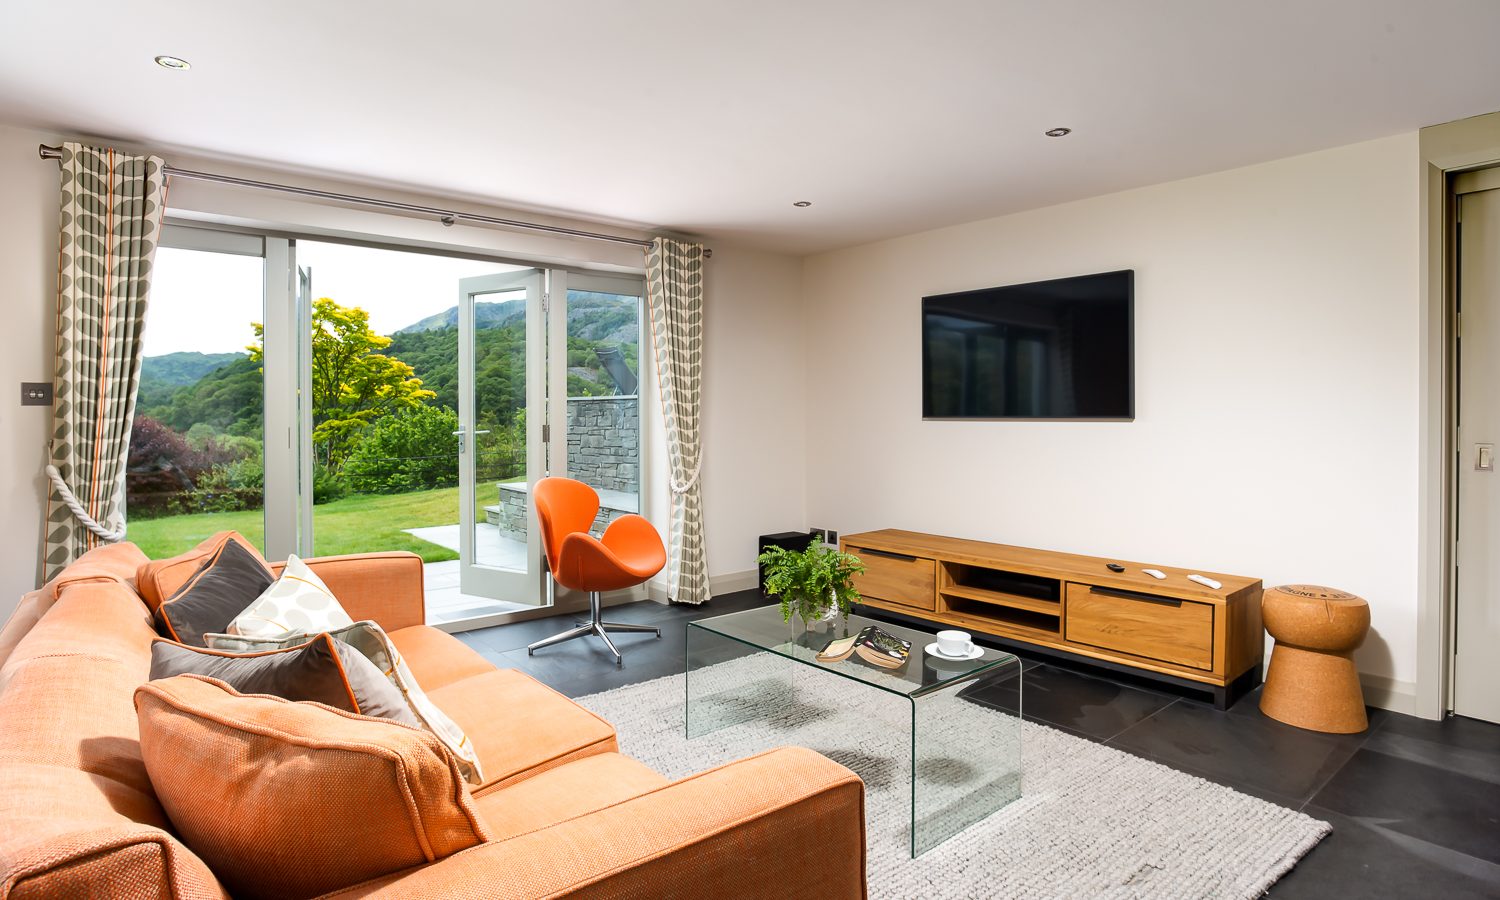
xmin=37 ymin=143 xmax=670 ymax=252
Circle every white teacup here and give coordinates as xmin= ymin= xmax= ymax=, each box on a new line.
xmin=936 ymin=630 xmax=974 ymax=657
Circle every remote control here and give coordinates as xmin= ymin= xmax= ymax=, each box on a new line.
xmin=1187 ymin=574 xmax=1222 ymax=590
xmin=1106 ymin=563 xmax=1125 ymax=573
xmin=1142 ymin=568 xmax=1166 ymax=580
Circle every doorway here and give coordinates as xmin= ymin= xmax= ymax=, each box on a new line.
xmin=128 ymin=226 xmax=645 ymax=630
xmin=1452 ymin=167 xmax=1500 ymax=724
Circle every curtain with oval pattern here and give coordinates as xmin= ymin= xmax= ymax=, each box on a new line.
xmin=644 ymin=237 xmax=711 ymax=605
xmin=43 ymin=143 xmax=167 ymax=579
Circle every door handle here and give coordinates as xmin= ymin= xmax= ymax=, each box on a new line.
xmin=451 ymin=428 xmax=491 ymax=454
xmin=1478 ymin=443 xmax=1494 ymax=472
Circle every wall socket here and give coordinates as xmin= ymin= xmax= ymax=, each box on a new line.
xmin=810 ymin=527 xmax=839 ymax=546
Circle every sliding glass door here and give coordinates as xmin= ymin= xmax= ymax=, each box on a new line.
xmin=133 ymin=225 xmax=643 ymax=630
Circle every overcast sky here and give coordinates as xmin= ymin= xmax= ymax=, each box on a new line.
xmin=144 ymin=241 xmax=523 ymax=356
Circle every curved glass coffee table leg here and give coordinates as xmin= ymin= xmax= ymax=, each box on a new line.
xmin=685 ymin=622 xmax=787 ymax=738
xmin=911 ymin=657 xmax=1024 ymax=857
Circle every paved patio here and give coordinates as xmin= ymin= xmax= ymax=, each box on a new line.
xmin=405 ymin=522 xmax=533 ymax=626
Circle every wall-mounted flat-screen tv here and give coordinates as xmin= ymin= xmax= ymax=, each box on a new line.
xmin=922 ymin=270 xmax=1134 ymax=419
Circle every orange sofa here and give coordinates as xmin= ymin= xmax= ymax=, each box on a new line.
xmin=0 ymin=542 xmax=867 ymax=899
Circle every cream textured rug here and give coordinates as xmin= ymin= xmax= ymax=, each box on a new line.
xmin=576 ymin=656 xmax=1329 ymax=900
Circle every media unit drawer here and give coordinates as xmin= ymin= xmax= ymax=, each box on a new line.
xmin=846 ymin=546 xmax=936 ymax=611
xmin=1064 ymin=583 xmax=1214 ymax=671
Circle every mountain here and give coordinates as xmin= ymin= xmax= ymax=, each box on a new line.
xmin=394 ymin=292 xmax=636 ymax=343
xmin=394 ymin=299 xmax=525 ymax=334
xmin=140 ymin=352 xmax=244 ymax=388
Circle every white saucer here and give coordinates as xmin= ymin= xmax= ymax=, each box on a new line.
xmin=924 ymin=642 xmax=984 ymax=661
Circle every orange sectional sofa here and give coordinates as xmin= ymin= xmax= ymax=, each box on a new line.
xmin=0 ymin=542 xmax=867 ymax=899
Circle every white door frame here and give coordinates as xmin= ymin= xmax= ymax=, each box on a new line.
xmin=1417 ymin=111 xmax=1500 ymax=720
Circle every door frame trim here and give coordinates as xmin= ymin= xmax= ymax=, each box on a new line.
xmin=1418 ymin=111 xmax=1500 ymax=720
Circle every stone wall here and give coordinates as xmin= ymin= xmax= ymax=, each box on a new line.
xmin=566 ymin=396 xmax=639 ymax=495
xmin=491 ymin=396 xmax=640 ymax=540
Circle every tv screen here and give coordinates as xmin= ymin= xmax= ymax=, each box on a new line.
xmin=922 ymin=270 xmax=1134 ymax=419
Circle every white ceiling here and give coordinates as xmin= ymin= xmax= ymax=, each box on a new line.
xmin=3 ymin=1 xmax=1499 ymax=254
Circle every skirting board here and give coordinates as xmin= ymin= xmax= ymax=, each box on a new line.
xmin=1360 ymin=672 xmax=1417 ymax=716
xmin=646 ymin=568 xmax=760 ymax=604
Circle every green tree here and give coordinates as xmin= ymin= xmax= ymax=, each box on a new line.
xmin=252 ymin=298 xmax=435 ymax=467
xmin=344 ymin=405 xmax=460 ymax=494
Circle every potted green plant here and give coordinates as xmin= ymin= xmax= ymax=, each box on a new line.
xmin=758 ymin=541 xmax=866 ymax=630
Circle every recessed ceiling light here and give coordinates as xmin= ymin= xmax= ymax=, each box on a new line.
xmin=1045 ymin=127 xmax=1072 ymax=138
xmin=793 ymin=200 xmax=812 ymax=208
xmin=154 ymin=55 xmax=191 ymax=71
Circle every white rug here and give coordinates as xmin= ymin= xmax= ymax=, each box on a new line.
xmin=576 ymin=656 xmax=1330 ymax=900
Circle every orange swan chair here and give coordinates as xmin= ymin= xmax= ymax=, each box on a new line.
xmin=526 ymin=477 xmax=666 ymax=665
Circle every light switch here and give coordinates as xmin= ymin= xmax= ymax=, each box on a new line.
xmin=20 ymin=383 xmax=52 ymax=406
xmin=1478 ymin=443 xmax=1495 ymax=472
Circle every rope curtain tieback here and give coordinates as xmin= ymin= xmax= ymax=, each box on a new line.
xmin=45 ymin=465 xmax=127 ymax=542
xmin=669 ymin=457 xmax=703 ymax=495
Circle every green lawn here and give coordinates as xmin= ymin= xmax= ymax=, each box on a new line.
xmin=127 ymin=487 xmax=463 ymax=562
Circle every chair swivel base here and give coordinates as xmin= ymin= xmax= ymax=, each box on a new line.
xmin=527 ymin=591 xmax=661 ymax=666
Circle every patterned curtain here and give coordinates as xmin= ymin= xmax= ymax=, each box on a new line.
xmin=43 ymin=143 xmax=167 ymax=579
xmin=644 ymin=237 xmax=711 ymax=605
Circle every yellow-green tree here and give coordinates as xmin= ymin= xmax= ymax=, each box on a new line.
xmin=253 ymin=298 xmax=434 ymax=467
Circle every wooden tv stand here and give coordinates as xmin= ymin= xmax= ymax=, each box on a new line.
xmin=839 ymin=529 xmax=1264 ymax=708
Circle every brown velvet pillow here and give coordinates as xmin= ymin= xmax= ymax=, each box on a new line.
xmin=155 ymin=537 xmax=274 ymax=647
xmin=149 ymin=635 xmax=420 ymax=727
xmin=134 ymin=675 xmax=490 ymax=899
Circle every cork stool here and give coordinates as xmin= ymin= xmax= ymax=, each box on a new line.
xmin=1259 ymin=585 xmax=1370 ymax=733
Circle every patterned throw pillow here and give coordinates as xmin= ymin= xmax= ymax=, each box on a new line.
xmin=156 ymin=538 xmax=275 ymax=647
xmin=207 ymin=621 xmax=485 ymax=785
xmin=227 ymin=555 xmax=353 ymax=639
xmin=150 ymin=635 xmax=420 ymax=727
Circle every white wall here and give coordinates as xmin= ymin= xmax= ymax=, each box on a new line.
xmin=0 ymin=123 xmax=64 ymax=607
xmin=698 ymin=247 xmax=807 ymax=585
xmin=0 ymin=121 xmax=807 ymax=615
xmin=801 ymin=134 xmax=1422 ymax=698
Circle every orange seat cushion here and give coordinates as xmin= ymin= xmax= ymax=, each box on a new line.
xmin=472 ymin=752 xmax=668 ymax=841
xmin=426 ymin=669 xmax=617 ymax=793
xmin=134 ymin=674 xmax=490 ymax=900
xmin=387 ymin=625 xmax=497 ymax=690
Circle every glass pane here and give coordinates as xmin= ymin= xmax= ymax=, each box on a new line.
xmin=565 ymin=288 xmax=641 ymax=534
xmin=290 ymin=241 xmax=529 ymax=624
xmin=126 ymin=248 xmax=266 ymax=557
xmin=470 ymin=287 xmax=528 ymax=572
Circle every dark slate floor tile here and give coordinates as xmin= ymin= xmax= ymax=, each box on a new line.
xmin=1359 ymin=712 xmax=1500 ymax=785
xmin=1106 ymin=698 xmax=1365 ymax=807
xmin=1310 ymin=744 xmax=1500 ymax=865
xmin=1000 ymin=663 xmax=1180 ymax=742
xmin=1270 ymin=803 xmax=1500 ymax=899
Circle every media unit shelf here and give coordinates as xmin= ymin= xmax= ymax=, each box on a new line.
xmin=840 ymin=529 xmax=1264 ymax=708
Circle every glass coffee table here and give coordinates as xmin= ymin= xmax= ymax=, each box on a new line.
xmin=685 ymin=605 xmax=1022 ymax=857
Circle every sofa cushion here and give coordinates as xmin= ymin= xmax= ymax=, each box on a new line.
xmin=136 ymin=530 xmax=268 ymax=613
xmin=472 ymin=752 xmax=668 ymax=841
xmin=228 ymin=553 xmax=354 ymax=639
xmin=387 ymin=624 xmax=496 ymax=690
xmin=150 ymin=636 xmax=419 ymax=726
xmin=155 ymin=537 xmax=274 ymax=646
xmin=206 ymin=622 xmax=485 ymax=785
xmin=134 ymin=674 xmax=491 ymax=900
xmin=428 ymin=668 xmax=617 ymax=794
